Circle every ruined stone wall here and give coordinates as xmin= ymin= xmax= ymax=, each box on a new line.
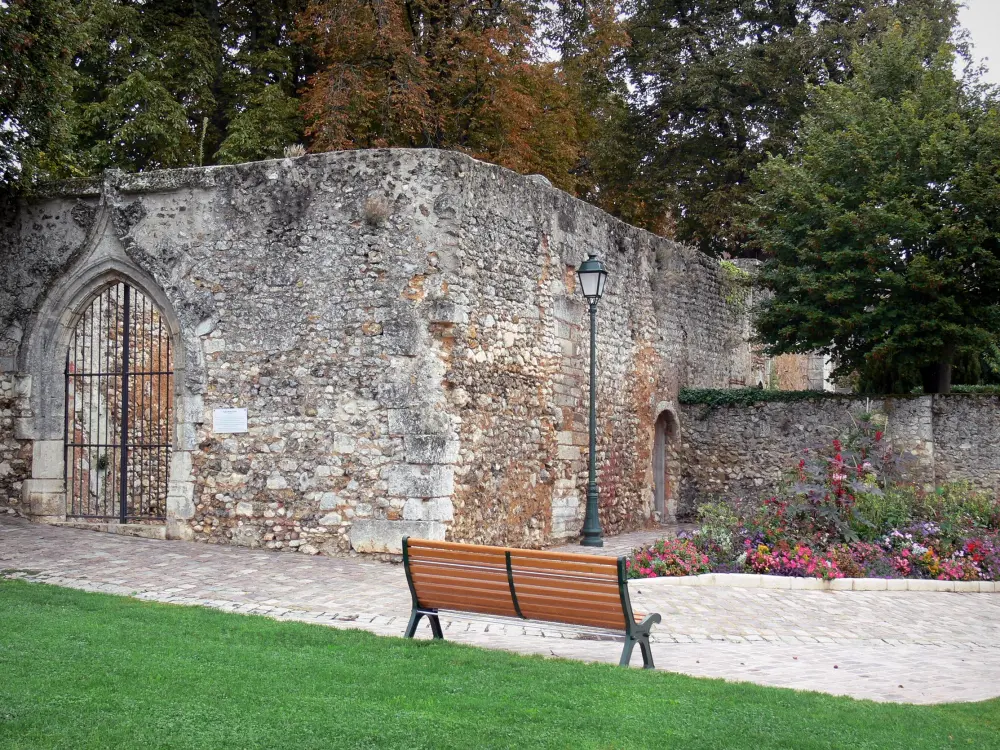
xmin=1 ymin=149 xmax=753 ymax=553
xmin=678 ymin=395 xmax=1000 ymax=517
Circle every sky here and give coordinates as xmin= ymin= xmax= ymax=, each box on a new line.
xmin=959 ymin=0 xmax=1000 ymax=86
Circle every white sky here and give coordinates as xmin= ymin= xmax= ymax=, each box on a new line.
xmin=959 ymin=0 xmax=1000 ymax=85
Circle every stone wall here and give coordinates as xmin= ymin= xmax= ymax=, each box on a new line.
xmin=0 ymin=373 xmax=31 ymax=514
xmin=678 ymin=395 xmax=999 ymax=516
xmin=0 ymin=149 xmax=753 ymax=553
xmin=931 ymin=395 xmax=1000 ymax=489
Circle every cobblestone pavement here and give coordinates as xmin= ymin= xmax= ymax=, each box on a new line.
xmin=2 ymin=516 xmax=999 ymax=705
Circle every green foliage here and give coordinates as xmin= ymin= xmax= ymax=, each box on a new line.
xmin=0 ymin=0 xmax=82 ymax=189
xmin=851 ymin=486 xmax=916 ymax=541
xmin=951 ymin=384 xmax=1000 ymax=395
xmin=601 ymin=0 xmax=961 ymax=251
xmin=718 ymin=260 xmax=753 ymax=311
xmin=3 ymin=0 xmax=313 ymax=188
xmin=679 ymin=387 xmax=839 ymax=408
xmin=747 ymin=24 xmax=1000 ymax=393
xmin=215 ymin=85 xmax=303 ymax=164
xmin=916 ymin=482 xmax=1000 ymax=533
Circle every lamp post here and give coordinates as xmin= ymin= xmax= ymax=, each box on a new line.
xmin=577 ymin=253 xmax=608 ymax=547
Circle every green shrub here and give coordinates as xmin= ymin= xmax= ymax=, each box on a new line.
xmin=916 ymin=482 xmax=1000 ymax=532
xmin=851 ymin=486 xmax=915 ymax=541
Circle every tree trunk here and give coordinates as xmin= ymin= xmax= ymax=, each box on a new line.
xmin=920 ymin=361 xmax=953 ymax=394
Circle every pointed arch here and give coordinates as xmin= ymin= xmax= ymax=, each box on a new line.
xmin=17 ymin=210 xmax=195 ymax=537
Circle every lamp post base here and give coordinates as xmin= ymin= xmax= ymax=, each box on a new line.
xmin=580 ymin=483 xmax=603 ymax=547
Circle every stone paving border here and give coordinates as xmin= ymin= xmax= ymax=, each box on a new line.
xmin=642 ymin=573 xmax=999 ymax=593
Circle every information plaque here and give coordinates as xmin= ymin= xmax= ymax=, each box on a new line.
xmin=213 ymin=407 xmax=248 ymax=434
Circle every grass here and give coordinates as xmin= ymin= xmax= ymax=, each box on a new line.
xmin=0 ymin=580 xmax=998 ymax=749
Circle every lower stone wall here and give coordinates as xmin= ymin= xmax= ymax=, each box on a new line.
xmin=931 ymin=395 xmax=1000 ymax=489
xmin=675 ymin=395 xmax=1000 ymax=517
xmin=0 ymin=372 xmax=31 ymax=514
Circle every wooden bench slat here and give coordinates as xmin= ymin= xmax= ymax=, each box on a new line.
xmin=412 ymin=590 xmax=518 ymax=618
xmin=407 ymin=539 xmax=619 ymax=567
xmin=401 ymin=537 xmax=659 ymax=668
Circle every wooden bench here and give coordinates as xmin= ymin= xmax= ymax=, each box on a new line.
xmin=401 ymin=537 xmax=661 ymax=668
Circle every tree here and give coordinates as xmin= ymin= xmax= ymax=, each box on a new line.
xmin=296 ymin=0 xmax=589 ymax=192
xmin=607 ymin=0 xmax=962 ymax=253
xmin=2 ymin=0 xmax=316 ymax=191
xmin=0 ymin=0 xmax=81 ymax=192
xmin=747 ymin=25 xmax=1000 ymax=394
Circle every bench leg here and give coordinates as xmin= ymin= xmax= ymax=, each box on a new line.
xmin=404 ymin=609 xmax=423 ymax=638
xmin=638 ymin=635 xmax=655 ymax=670
xmin=428 ymin=614 xmax=444 ymax=640
xmin=619 ymin=637 xmax=638 ymax=667
xmin=404 ymin=609 xmax=445 ymax=640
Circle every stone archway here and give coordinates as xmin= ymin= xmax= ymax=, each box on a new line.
xmin=17 ymin=211 xmax=196 ymax=540
xmin=652 ymin=408 xmax=680 ymax=523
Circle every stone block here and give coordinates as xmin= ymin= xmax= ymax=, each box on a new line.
xmin=402 ymin=497 xmax=454 ymax=522
xmin=319 ymin=492 xmax=340 ymax=510
xmin=319 ymin=512 xmax=342 ymax=526
xmin=167 ymin=492 xmax=195 ymax=520
xmin=22 ymin=478 xmax=64 ymax=519
xmin=404 ymin=435 xmax=459 ymax=464
xmin=953 ymin=581 xmax=981 ymax=593
xmin=387 ymin=464 xmax=454 ymax=498
xmin=349 ymin=519 xmax=446 ymax=553
xmin=31 ymin=440 xmax=63 ymax=479
xmin=388 ymin=407 xmax=450 ymax=436
xmin=852 ymin=578 xmax=888 ymax=592
xmin=427 ymin=300 xmax=468 ymax=325
xmin=979 ymin=582 xmax=996 ymax=593
xmin=334 ymin=434 xmax=356 ymax=454
xmin=166 ymin=519 xmax=195 ymax=541
xmin=829 ymin=579 xmax=854 ymax=591
xmin=168 ymin=481 xmax=194 ymax=502
xmin=235 ymin=501 xmax=254 ymax=516
xmin=170 ymin=451 xmax=193 ymax=482
xmin=907 ymin=579 xmax=952 ymax=592
xmin=780 ymin=578 xmax=825 ymax=592
xmin=556 ymin=445 xmax=581 ymax=461
xmin=886 ymin=579 xmax=908 ymax=591
xmin=713 ymin=573 xmax=761 ymax=588
xmin=760 ymin=575 xmax=792 ymax=589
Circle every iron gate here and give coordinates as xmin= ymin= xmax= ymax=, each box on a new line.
xmin=64 ymin=282 xmax=173 ymax=522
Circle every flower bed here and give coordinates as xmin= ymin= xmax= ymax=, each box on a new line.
xmin=628 ymin=414 xmax=1000 ymax=582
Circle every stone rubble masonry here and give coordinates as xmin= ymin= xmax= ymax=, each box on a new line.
xmin=678 ymin=394 xmax=1000 ymax=516
xmin=0 ymin=149 xmax=756 ymax=554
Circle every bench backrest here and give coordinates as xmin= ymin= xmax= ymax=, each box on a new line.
xmin=403 ymin=538 xmax=632 ymax=632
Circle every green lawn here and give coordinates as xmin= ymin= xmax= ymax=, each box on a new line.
xmin=0 ymin=579 xmax=997 ymax=749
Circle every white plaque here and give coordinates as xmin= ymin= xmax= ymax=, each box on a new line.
xmin=213 ymin=408 xmax=248 ymax=433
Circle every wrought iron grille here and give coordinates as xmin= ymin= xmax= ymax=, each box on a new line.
xmin=64 ymin=282 xmax=173 ymax=522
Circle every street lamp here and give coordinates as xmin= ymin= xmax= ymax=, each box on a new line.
xmin=577 ymin=253 xmax=608 ymax=547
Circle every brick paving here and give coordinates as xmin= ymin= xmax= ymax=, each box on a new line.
xmin=2 ymin=516 xmax=999 ymax=705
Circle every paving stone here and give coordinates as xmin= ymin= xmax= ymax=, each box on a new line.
xmin=1 ymin=516 xmax=998 ymax=704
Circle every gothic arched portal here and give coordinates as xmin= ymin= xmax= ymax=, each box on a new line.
xmin=64 ymin=281 xmax=174 ymax=522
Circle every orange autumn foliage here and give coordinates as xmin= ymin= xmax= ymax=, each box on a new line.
xmin=295 ymin=0 xmax=586 ymax=192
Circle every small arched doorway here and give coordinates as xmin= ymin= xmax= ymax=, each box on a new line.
xmin=64 ymin=281 xmax=173 ymax=523
xmin=652 ymin=410 xmax=679 ymax=523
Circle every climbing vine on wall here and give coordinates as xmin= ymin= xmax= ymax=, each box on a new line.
xmin=718 ymin=260 xmax=752 ymax=312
